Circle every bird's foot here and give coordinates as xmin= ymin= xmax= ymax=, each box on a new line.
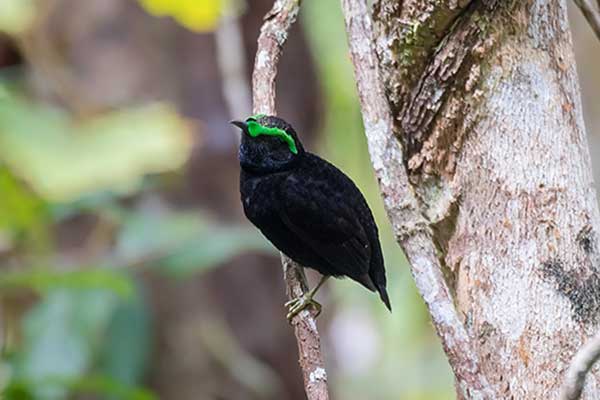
xmin=285 ymin=295 xmax=322 ymax=322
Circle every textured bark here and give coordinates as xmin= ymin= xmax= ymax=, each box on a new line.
xmin=350 ymin=0 xmax=600 ymax=398
xmin=341 ymin=0 xmax=492 ymax=398
xmin=252 ymin=1 xmax=329 ymax=400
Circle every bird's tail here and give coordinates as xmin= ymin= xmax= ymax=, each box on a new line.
xmin=356 ymin=272 xmax=392 ymax=312
xmin=377 ymin=284 xmax=392 ymax=312
xmin=369 ymin=243 xmax=392 ymax=312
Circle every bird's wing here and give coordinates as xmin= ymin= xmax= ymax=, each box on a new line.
xmin=278 ymin=174 xmax=373 ymax=283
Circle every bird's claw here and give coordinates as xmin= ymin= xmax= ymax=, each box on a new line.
xmin=285 ymin=295 xmax=322 ymax=322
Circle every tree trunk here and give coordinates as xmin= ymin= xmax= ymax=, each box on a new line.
xmin=363 ymin=0 xmax=600 ymax=397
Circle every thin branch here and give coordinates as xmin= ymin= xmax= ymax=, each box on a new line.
xmin=340 ymin=0 xmax=493 ymax=398
xmin=252 ymin=0 xmax=299 ymax=115
xmin=281 ymin=255 xmax=329 ymax=399
xmin=560 ymin=330 xmax=600 ymax=400
xmin=251 ymin=1 xmax=329 ymax=399
xmin=574 ymin=0 xmax=600 ymax=41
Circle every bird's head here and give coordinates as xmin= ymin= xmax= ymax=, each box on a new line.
xmin=231 ymin=115 xmax=304 ymax=173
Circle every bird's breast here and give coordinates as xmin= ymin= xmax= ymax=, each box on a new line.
xmin=240 ymin=172 xmax=284 ymax=226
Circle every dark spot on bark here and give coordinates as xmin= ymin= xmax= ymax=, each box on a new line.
xmin=542 ymin=258 xmax=600 ymax=324
xmin=577 ymin=225 xmax=595 ymax=254
xmin=477 ymin=321 xmax=496 ymax=345
xmin=463 ymin=310 xmax=473 ymax=331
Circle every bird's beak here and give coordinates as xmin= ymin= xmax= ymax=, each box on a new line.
xmin=230 ymin=120 xmax=248 ymax=132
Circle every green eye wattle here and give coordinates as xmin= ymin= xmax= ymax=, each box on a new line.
xmin=245 ymin=120 xmax=298 ymax=155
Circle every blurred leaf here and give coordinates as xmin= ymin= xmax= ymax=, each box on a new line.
xmin=3 ymin=380 xmax=35 ymax=400
xmin=116 ymin=212 xmax=204 ymax=262
xmin=5 ymin=375 xmax=155 ymax=400
xmin=0 ymin=268 xmax=133 ymax=298
xmin=14 ymin=289 xmax=119 ymax=399
xmin=116 ymin=211 xmax=273 ymax=278
xmin=65 ymin=375 xmax=155 ymax=400
xmin=0 ymin=360 xmax=13 ymax=395
xmin=4 ymin=278 xmax=154 ymax=400
xmin=49 ymin=191 xmax=122 ymax=221
xmin=159 ymin=226 xmax=272 ymax=277
xmin=0 ymin=84 xmax=10 ymax=99
xmin=0 ymin=99 xmax=192 ymax=202
xmin=138 ymin=0 xmax=222 ymax=32
xmin=0 ymin=168 xmax=48 ymax=252
xmin=97 ymin=285 xmax=152 ymax=389
xmin=0 ymin=0 xmax=35 ymax=35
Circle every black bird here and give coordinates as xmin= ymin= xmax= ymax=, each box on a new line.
xmin=231 ymin=115 xmax=391 ymax=320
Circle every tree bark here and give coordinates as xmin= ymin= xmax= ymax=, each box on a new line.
xmin=347 ymin=0 xmax=600 ymax=397
xmin=341 ymin=0 xmax=492 ymax=397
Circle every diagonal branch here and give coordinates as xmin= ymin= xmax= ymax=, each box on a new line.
xmin=340 ymin=0 xmax=493 ymax=397
xmin=252 ymin=0 xmax=299 ymax=115
xmin=560 ymin=330 xmax=600 ymax=400
xmin=574 ymin=0 xmax=600 ymax=41
xmin=252 ymin=1 xmax=329 ymax=400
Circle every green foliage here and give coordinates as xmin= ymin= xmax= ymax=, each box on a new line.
xmin=0 ymin=204 xmax=270 ymax=398
xmin=5 ymin=375 xmax=156 ymax=400
xmin=11 ymin=289 xmax=120 ymax=399
xmin=2 ymin=283 xmax=154 ymax=400
xmin=116 ymin=210 xmax=273 ymax=278
xmin=0 ymin=77 xmax=269 ymax=400
xmin=0 ymin=97 xmax=192 ymax=202
xmin=58 ymin=375 xmax=155 ymax=400
xmin=0 ymin=268 xmax=133 ymax=298
xmin=96 ymin=287 xmax=152 ymax=389
xmin=0 ymin=0 xmax=35 ymax=34
xmin=0 ymin=168 xmax=48 ymax=252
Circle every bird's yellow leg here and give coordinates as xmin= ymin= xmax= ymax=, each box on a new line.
xmin=285 ymin=275 xmax=330 ymax=321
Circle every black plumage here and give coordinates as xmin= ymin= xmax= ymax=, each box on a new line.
xmin=232 ymin=115 xmax=391 ymax=316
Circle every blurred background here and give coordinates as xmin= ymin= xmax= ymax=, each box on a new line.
xmin=0 ymin=1 xmax=597 ymax=399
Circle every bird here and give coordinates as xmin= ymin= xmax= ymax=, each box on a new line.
xmin=231 ymin=114 xmax=391 ymax=321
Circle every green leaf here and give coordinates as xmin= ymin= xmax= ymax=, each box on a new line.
xmin=65 ymin=375 xmax=156 ymax=400
xmin=5 ymin=375 xmax=156 ymax=400
xmin=158 ymin=226 xmax=272 ymax=277
xmin=0 ymin=168 xmax=48 ymax=252
xmin=3 ymin=380 xmax=35 ymax=400
xmin=0 ymin=0 xmax=35 ymax=35
xmin=4 ymin=279 xmax=154 ymax=400
xmin=115 ymin=212 xmax=206 ymax=263
xmin=115 ymin=211 xmax=273 ymax=278
xmin=0 ymin=268 xmax=133 ymax=298
xmin=0 ymin=98 xmax=192 ymax=202
xmin=14 ymin=289 xmax=119 ymax=399
xmin=97 ymin=286 xmax=152 ymax=389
